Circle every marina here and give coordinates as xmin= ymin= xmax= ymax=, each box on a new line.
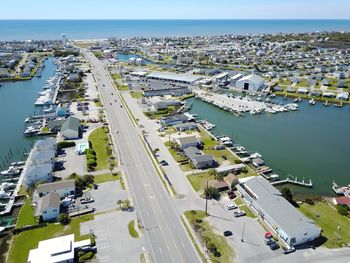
xmin=188 ymin=96 xmax=350 ymax=195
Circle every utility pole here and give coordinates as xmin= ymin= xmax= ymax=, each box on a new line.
xmin=205 ymin=180 xmax=209 ymax=215
xmin=241 ymin=222 xmax=246 ymax=242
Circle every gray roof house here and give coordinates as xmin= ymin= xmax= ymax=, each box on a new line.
xmin=61 ymin=117 xmax=80 ymax=139
xmin=37 ymin=179 xmax=75 ymax=198
xmin=35 ymin=192 xmax=60 ymax=221
xmin=184 ymin=146 xmax=216 ymax=169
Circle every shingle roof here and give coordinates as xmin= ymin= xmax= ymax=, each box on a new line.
xmin=37 ymin=192 xmax=60 ymax=215
xmin=37 ymin=179 xmax=75 ymax=194
xmin=61 ymin=117 xmax=80 ymax=132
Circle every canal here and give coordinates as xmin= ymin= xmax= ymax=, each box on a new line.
xmin=188 ymin=97 xmax=350 ymax=196
xmin=0 ymin=57 xmax=57 ymax=171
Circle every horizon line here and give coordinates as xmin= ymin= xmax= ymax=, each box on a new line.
xmin=1 ymin=18 xmax=350 ymax=21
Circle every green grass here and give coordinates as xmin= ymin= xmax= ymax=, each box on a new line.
xmin=16 ymin=198 xmax=37 ymax=228
xmin=88 ymin=127 xmax=111 ymax=170
xmin=184 ymin=210 xmax=234 ymax=263
xmin=187 ymin=172 xmax=214 ymax=192
xmin=234 ymin=197 xmax=243 ymax=206
xmin=199 ymin=128 xmax=218 ymax=148
xmin=130 ymin=91 xmax=143 ymax=99
xmin=93 ymin=173 xmax=120 ymax=184
xmin=239 ymin=205 xmax=256 ymax=218
xmin=204 ymin=149 xmax=241 ymax=165
xmin=41 ymin=126 xmax=50 ymax=134
xmin=299 ymin=201 xmax=350 ymax=248
xmin=128 ymin=220 xmax=139 ymax=238
xmin=8 ymin=214 xmax=94 ymax=263
xmin=117 ymin=84 xmax=129 ymax=91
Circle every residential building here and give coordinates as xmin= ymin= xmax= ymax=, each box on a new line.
xmin=35 ymin=192 xmax=60 ymax=221
xmin=60 ymin=117 xmax=80 ymax=139
xmin=184 ymin=146 xmax=216 ymax=169
xmin=36 ymin=180 xmax=75 ymax=198
xmin=173 ymin=135 xmax=200 ymax=150
xmin=237 ymin=176 xmax=321 ymax=246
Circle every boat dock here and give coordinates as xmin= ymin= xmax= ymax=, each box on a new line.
xmin=271 ymin=177 xmax=313 ymax=188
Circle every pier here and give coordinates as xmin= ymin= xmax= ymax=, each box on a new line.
xmin=271 ymin=177 xmax=313 ymax=188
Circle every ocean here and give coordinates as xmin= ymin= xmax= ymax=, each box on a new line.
xmin=0 ymin=19 xmax=350 ymax=40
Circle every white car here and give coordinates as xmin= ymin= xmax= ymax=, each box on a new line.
xmin=115 ymin=129 xmax=119 ymax=133
xmin=227 ymin=204 xmax=238 ymax=210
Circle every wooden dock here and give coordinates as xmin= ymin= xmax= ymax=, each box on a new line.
xmin=271 ymin=177 xmax=312 ymax=188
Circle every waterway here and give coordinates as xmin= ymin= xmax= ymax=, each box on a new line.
xmin=0 ymin=58 xmax=57 ymax=171
xmin=188 ymin=97 xmax=350 ymax=196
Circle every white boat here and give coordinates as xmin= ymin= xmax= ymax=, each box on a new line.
xmin=43 ymin=106 xmax=55 ymax=113
xmin=0 ymin=191 xmax=11 ymax=199
xmin=309 ymin=99 xmax=316 ymax=105
xmin=1 ymin=166 xmax=20 ymax=176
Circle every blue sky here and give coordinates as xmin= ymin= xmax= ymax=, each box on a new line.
xmin=1 ymin=0 xmax=350 ymax=19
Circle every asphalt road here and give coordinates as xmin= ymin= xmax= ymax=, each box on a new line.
xmin=83 ymin=50 xmax=201 ymax=263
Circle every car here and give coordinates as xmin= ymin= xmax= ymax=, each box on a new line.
xmin=110 ymin=102 xmax=112 ymax=105
xmin=227 ymin=204 xmax=238 ymax=210
xmin=223 ymin=231 xmax=233 ymax=237
xmin=269 ymin=242 xmax=280 ymax=250
xmin=160 ymin=160 xmax=168 ymax=166
xmin=103 ymin=84 xmax=105 ymax=87
xmin=80 ymin=197 xmax=94 ymax=204
xmin=281 ymin=246 xmax=295 ymax=254
xmin=234 ymin=210 xmax=246 ymax=217
xmin=115 ymin=129 xmax=119 ymax=133
xmin=264 ymin=238 xmax=275 ymax=245
xmin=120 ymin=105 xmax=123 ymax=108
xmin=93 ymin=184 xmax=98 ymax=190
xmin=111 ymin=93 xmax=114 ymax=95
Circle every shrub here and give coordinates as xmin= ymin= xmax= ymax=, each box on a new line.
xmin=57 ymin=141 xmax=75 ymax=150
xmin=78 ymin=251 xmax=93 ymax=262
xmin=304 ymin=199 xmax=315 ymax=205
xmin=84 ymin=149 xmax=96 ymax=155
xmin=204 ymin=186 xmax=221 ymax=200
xmin=86 ymin=154 xmax=97 ymax=160
xmin=87 ymin=159 xmax=97 ymax=167
xmin=58 ymin=213 xmax=70 ymax=225
xmin=336 ymin=205 xmax=349 ymax=216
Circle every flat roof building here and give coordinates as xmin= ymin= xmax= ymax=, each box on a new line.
xmin=237 ymin=176 xmax=320 ymax=246
xmin=147 ymin=71 xmax=202 ymax=84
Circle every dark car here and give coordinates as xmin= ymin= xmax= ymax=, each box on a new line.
xmin=160 ymin=160 xmax=168 ymax=166
xmin=93 ymin=184 xmax=98 ymax=190
xmin=264 ymin=238 xmax=275 ymax=245
xmin=269 ymin=242 xmax=280 ymax=250
xmin=223 ymin=231 xmax=233 ymax=237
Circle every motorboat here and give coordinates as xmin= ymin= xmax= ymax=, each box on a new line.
xmin=309 ymin=99 xmax=316 ymax=105
xmin=1 ymin=166 xmax=20 ymax=176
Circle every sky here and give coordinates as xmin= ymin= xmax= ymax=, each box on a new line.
xmin=1 ymin=0 xmax=350 ymax=19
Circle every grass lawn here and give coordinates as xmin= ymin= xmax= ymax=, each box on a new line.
xmin=16 ymin=198 xmax=37 ymax=228
xmin=239 ymin=205 xmax=256 ymax=218
xmin=299 ymin=201 xmax=350 ymax=248
xmin=130 ymin=91 xmax=143 ymax=99
xmin=117 ymin=84 xmax=129 ymax=91
xmin=128 ymin=220 xmax=139 ymax=238
xmin=8 ymin=214 xmax=94 ymax=263
xmin=204 ymin=149 xmax=241 ymax=165
xmin=88 ymin=127 xmax=111 ymax=170
xmin=199 ymin=129 xmax=218 ymax=148
xmin=187 ymin=172 xmax=214 ymax=192
xmin=184 ymin=210 xmax=234 ymax=263
xmin=93 ymin=173 xmax=120 ymax=184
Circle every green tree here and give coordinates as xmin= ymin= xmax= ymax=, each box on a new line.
xmin=204 ymin=186 xmax=220 ymax=200
xmin=281 ymin=187 xmax=293 ymax=202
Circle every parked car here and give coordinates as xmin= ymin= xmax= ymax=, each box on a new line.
xmin=234 ymin=210 xmax=246 ymax=217
xmin=80 ymin=197 xmax=94 ymax=204
xmin=115 ymin=129 xmax=119 ymax=133
xmin=264 ymin=238 xmax=275 ymax=245
xmin=223 ymin=231 xmax=233 ymax=237
xmin=227 ymin=204 xmax=238 ymax=210
xmin=281 ymin=246 xmax=295 ymax=254
xmin=269 ymin=242 xmax=280 ymax=250
xmin=160 ymin=160 xmax=168 ymax=166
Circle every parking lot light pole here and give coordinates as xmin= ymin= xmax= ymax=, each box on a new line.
xmin=241 ymin=222 xmax=246 ymax=242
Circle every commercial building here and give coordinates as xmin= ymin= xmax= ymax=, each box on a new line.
xmin=142 ymin=87 xmax=191 ymax=97
xmin=146 ymin=71 xmax=202 ymax=84
xmin=237 ymin=176 xmax=321 ymax=246
xmin=236 ymin=74 xmax=265 ymax=92
xmin=27 ymin=234 xmax=91 ymax=263
xmin=36 ymin=179 xmax=75 ymax=198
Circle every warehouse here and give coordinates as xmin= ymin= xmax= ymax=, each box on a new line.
xmin=236 ymin=74 xmax=265 ymax=92
xmin=146 ymin=71 xmax=202 ymax=84
xmin=236 ymin=176 xmax=320 ymax=246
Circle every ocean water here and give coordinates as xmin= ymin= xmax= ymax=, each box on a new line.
xmin=0 ymin=19 xmax=350 ymax=40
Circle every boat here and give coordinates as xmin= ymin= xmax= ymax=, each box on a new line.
xmin=309 ymin=98 xmax=316 ymax=105
xmin=332 ymin=181 xmax=350 ymax=195
xmin=0 ymin=191 xmax=11 ymax=199
xmin=24 ymin=126 xmax=40 ymax=136
xmin=43 ymin=106 xmax=55 ymax=113
xmin=1 ymin=166 xmax=20 ymax=176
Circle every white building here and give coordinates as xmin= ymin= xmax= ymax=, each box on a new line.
xmin=237 ymin=176 xmax=321 ymax=246
xmin=23 ymin=138 xmax=56 ymax=187
xmin=36 ymin=180 xmax=75 ymax=198
xmin=60 ymin=117 xmax=80 ymax=140
xmin=35 ymin=192 xmax=60 ymax=221
xmin=27 ymin=234 xmax=91 ymax=263
xmin=236 ymin=74 xmax=265 ymax=92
